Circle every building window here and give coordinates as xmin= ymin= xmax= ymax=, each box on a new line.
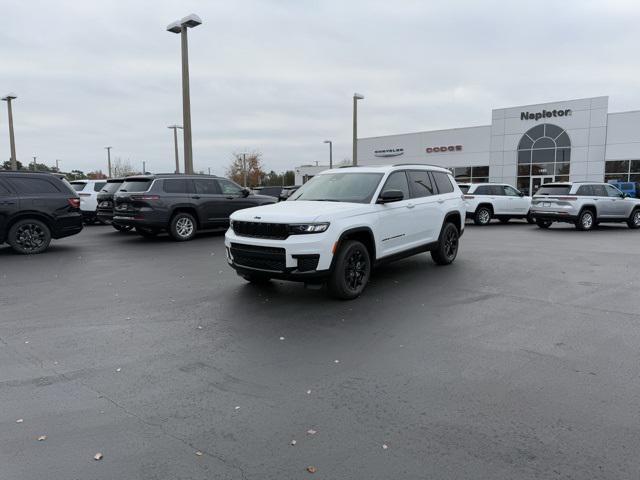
xmin=448 ymin=165 xmax=489 ymax=183
xmin=517 ymin=123 xmax=571 ymax=195
xmin=604 ymin=160 xmax=640 ymax=183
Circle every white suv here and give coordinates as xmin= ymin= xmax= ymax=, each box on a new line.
xmin=460 ymin=183 xmax=533 ymax=225
xmin=225 ymin=165 xmax=465 ymax=299
xmin=530 ymin=182 xmax=640 ymax=230
xmin=70 ymin=179 xmax=107 ymax=224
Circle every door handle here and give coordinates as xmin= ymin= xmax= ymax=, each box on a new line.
xmin=191 ymin=195 xmax=201 ymax=199
xmin=406 ymin=203 xmax=415 ymax=209
xmin=437 ymin=200 xmax=445 ymax=204
xmin=226 ymin=196 xmax=235 ymax=200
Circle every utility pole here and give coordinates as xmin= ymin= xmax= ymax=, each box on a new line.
xmin=32 ymin=156 xmax=37 ymax=170
xmin=55 ymin=159 xmax=61 ymax=172
xmin=105 ymin=146 xmax=112 ymax=177
xmin=167 ymin=125 xmax=183 ymax=173
xmin=208 ymin=167 xmax=211 ymax=175
xmin=2 ymin=94 xmax=17 ymax=170
xmin=142 ymin=161 xmax=146 ymax=174
xmin=352 ymin=93 xmax=364 ymax=166
xmin=242 ymin=153 xmax=247 ymax=187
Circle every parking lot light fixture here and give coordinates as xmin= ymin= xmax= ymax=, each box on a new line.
xmin=168 ymin=125 xmax=183 ymax=173
xmin=105 ymin=146 xmax=112 ymax=178
xmin=352 ymin=93 xmax=364 ymax=166
xmin=167 ymin=14 xmax=202 ymax=175
xmin=2 ymin=93 xmax=18 ymax=170
xmin=323 ymin=140 xmax=333 ymax=169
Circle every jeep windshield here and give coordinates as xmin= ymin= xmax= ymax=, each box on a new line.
xmin=290 ymin=172 xmax=384 ymax=204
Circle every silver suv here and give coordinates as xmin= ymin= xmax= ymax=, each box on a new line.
xmin=530 ymin=182 xmax=640 ymax=230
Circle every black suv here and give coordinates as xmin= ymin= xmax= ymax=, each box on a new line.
xmin=112 ymin=174 xmax=277 ymax=241
xmin=0 ymin=171 xmax=83 ymax=254
xmin=96 ymin=178 xmax=132 ymax=233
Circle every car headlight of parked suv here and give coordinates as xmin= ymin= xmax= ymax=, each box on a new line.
xmin=288 ymin=223 xmax=330 ymax=234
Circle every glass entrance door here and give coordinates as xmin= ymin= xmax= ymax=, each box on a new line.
xmin=530 ymin=176 xmax=554 ymax=195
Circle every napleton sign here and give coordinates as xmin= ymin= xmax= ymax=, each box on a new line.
xmin=521 ymin=109 xmax=571 ymax=121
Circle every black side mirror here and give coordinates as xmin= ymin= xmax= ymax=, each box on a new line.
xmin=241 ymin=188 xmax=250 ymax=197
xmin=518 ymin=191 xmax=525 ymax=197
xmin=377 ymin=190 xmax=404 ymax=204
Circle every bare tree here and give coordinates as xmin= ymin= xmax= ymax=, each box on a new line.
xmin=112 ymin=157 xmax=137 ymax=177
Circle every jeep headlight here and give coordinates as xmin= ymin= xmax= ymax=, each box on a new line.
xmin=289 ymin=223 xmax=330 ymax=234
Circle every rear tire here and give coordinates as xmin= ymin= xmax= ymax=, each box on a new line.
xmin=431 ymin=222 xmax=459 ymax=265
xmin=526 ymin=212 xmax=535 ymax=224
xmin=474 ymin=206 xmax=492 ymax=226
xmin=627 ymin=209 xmax=640 ymax=229
xmin=169 ymin=212 xmax=197 ymax=241
xmin=327 ymin=240 xmax=371 ymax=300
xmin=136 ymin=226 xmax=159 ymax=238
xmin=575 ymin=209 xmax=595 ymax=231
xmin=8 ymin=219 xmax=52 ymax=254
xmin=536 ymin=219 xmax=552 ymax=229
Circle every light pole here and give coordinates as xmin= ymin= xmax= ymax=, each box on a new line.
xmin=167 ymin=125 xmax=183 ymax=173
xmin=105 ymin=146 xmax=112 ymax=177
xmin=142 ymin=161 xmax=146 ymax=174
xmin=2 ymin=93 xmax=17 ymax=170
xmin=32 ymin=156 xmax=37 ymax=170
xmin=323 ymin=140 xmax=333 ymax=169
xmin=167 ymin=14 xmax=202 ymax=175
xmin=352 ymin=93 xmax=364 ymax=166
xmin=55 ymin=159 xmax=61 ymax=172
xmin=241 ymin=153 xmax=248 ymax=187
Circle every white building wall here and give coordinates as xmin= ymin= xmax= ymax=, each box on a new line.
xmin=605 ymin=110 xmax=640 ymax=160
xmin=294 ymin=165 xmax=329 ymax=185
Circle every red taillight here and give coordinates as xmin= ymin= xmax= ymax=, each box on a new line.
xmin=131 ymin=195 xmax=160 ymax=201
xmin=463 ymin=195 xmax=475 ymax=199
xmin=68 ymin=198 xmax=80 ymax=208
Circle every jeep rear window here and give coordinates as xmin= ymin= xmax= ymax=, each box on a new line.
xmin=71 ymin=182 xmax=87 ymax=191
xmin=119 ymin=179 xmax=152 ymax=192
xmin=101 ymin=181 xmax=123 ymax=193
xmin=535 ymin=185 xmax=571 ymax=196
xmin=458 ymin=185 xmax=470 ymax=194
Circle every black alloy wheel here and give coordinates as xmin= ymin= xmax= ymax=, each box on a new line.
xmin=431 ymin=222 xmax=459 ymax=265
xmin=328 ymin=240 xmax=371 ymax=300
xmin=8 ymin=219 xmax=52 ymax=254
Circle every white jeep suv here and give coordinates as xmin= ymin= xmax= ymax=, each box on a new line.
xmin=530 ymin=182 xmax=640 ymax=230
xmin=460 ymin=183 xmax=533 ymax=225
xmin=225 ymin=165 xmax=465 ymax=299
xmin=70 ymin=179 xmax=107 ymax=224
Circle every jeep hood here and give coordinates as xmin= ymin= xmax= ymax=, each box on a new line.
xmin=229 ymin=200 xmax=371 ymax=223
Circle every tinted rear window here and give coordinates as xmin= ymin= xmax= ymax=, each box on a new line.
xmin=535 ymin=185 xmax=571 ymax=196
xmin=163 ymin=179 xmax=192 ymax=194
xmin=432 ymin=172 xmax=454 ymax=194
xmin=119 ymin=180 xmax=152 ymax=192
xmin=458 ymin=185 xmax=470 ymax=194
xmin=101 ymin=182 xmax=123 ymax=193
xmin=71 ymin=182 xmax=86 ymax=191
xmin=6 ymin=177 xmax=62 ymax=194
xmin=93 ymin=182 xmax=107 ymax=192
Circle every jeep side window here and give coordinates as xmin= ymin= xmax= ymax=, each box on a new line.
xmin=195 ymin=179 xmax=221 ymax=195
xmin=381 ymin=171 xmax=410 ymax=200
xmin=576 ymin=185 xmax=593 ymax=196
xmin=474 ymin=185 xmax=490 ymax=195
xmin=490 ymin=185 xmax=504 ymax=196
xmin=605 ymin=184 xmax=623 ymax=197
xmin=431 ymin=172 xmax=454 ymax=194
xmin=163 ymin=179 xmax=192 ymax=194
xmin=503 ymin=186 xmax=520 ymax=196
xmin=407 ymin=171 xmax=434 ymax=198
xmin=591 ymin=185 xmax=607 ymax=197
xmin=218 ymin=179 xmax=243 ymax=195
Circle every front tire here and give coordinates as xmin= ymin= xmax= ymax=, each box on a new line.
xmin=627 ymin=209 xmax=640 ymax=229
xmin=575 ymin=209 xmax=595 ymax=231
xmin=474 ymin=206 xmax=492 ymax=226
xmin=328 ymin=240 xmax=371 ymax=300
xmin=8 ymin=219 xmax=52 ymax=254
xmin=431 ymin=222 xmax=459 ymax=265
xmin=169 ymin=212 xmax=197 ymax=241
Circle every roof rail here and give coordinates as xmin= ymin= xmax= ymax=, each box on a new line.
xmin=392 ymin=163 xmax=447 ymax=169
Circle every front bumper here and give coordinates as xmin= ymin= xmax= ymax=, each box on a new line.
xmin=224 ymin=228 xmax=334 ymax=282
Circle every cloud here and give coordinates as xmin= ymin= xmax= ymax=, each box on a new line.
xmin=1 ymin=0 xmax=639 ymax=175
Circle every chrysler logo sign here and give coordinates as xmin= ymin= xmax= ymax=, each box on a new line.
xmin=374 ymin=148 xmax=404 ymax=157
xmin=521 ymin=109 xmax=571 ymax=121
xmin=426 ymin=145 xmax=462 ymax=153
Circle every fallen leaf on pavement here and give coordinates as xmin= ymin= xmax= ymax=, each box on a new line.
xmin=37 ymin=435 xmax=47 ymax=441
xmin=94 ymin=453 xmax=103 ymax=460
xmin=279 ymin=336 xmax=285 ymax=341
xmin=306 ymin=390 xmax=311 ymax=395
xmin=307 ymin=466 xmax=317 ymax=473
xmin=290 ymin=440 xmax=297 ymax=446
xmin=115 ymin=368 xmax=121 ymax=372
xmin=16 ymin=419 xmax=23 ymax=423
xmin=307 ymin=429 xmax=316 ymax=435
xmin=195 ymin=451 xmax=203 ymax=456
xmin=382 ymin=444 xmax=388 ymax=450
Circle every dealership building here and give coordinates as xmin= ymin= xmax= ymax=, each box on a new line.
xmin=309 ymin=96 xmax=640 ymax=195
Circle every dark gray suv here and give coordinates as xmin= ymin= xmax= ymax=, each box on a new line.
xmin=112 ymin=174 xmax=276 ymax=241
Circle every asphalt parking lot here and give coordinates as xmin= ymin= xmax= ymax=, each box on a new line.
xmin=1 ymin=221 xmax=639 ymax=479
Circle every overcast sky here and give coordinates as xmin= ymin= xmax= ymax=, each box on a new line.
xmin=1 ymin=0 xmax=640 ymax=175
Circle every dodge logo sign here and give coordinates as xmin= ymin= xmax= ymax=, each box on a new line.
xmin=426 ymin=145 xmax=462 ymax=153
xmin=374 ymin=148 xmax=404 ymax=157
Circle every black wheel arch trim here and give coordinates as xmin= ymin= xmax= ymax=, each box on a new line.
xmin=330 ymin=227 xmax=376 ymax=271
xmin=6 ymin=212 xmax=56 ymax=239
